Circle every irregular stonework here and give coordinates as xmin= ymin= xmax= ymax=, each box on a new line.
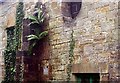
xmin=24 ymin=2 xmax=37 ymax=18
xmin=0 ymin=0 xmax=119 ymax=82
xmin=47 ymin=1 xmax=119 ymax=81
xmin=0 ymin=2 xmax=17 ymax=82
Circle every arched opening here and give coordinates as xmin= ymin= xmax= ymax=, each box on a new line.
xmin=61 ymin=1 xmax=82 ymax=22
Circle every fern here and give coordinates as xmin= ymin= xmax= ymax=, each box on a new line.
xmin=28 ymin=9 xmax=45 ymax=26
xmin=39 ymin=31 xmax=48 ymax=39
xmin=28 ymin=15 xmax=38 ymax=21
xmin=27 ymin=8 xmax=48 ymax=55
xmin=27 ymin=34 xmax=39 ymax=41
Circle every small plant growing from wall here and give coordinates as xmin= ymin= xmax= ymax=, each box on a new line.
xmin=27 ymin=8 xmax=48 ymax=55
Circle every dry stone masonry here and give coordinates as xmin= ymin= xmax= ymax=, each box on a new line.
xmin=0 ymin=2 xmax=17 ymax=82
xmin=0 ymin=0 xmax=119 ymax=82
xmin=48 ymin=1 xmax=119 ymax=81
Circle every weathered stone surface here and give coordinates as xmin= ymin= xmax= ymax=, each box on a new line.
xmin=48 ymin=1 xmax=119 ymax=81
xmin=84 ymin=44 xmax=94 ymax=56
xmin=98 ymin=62 xmax=108 ymax=73
xmin=0 ymin=1 xmax=119 ymax=82
xmin=72 ymin=59 xmax=99 ymax=73
xmin=0 ymin=2 xmax=17 ymax=81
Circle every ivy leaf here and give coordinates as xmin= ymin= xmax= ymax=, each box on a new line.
xmin=10 ymin=68 xmax=14 ymax=71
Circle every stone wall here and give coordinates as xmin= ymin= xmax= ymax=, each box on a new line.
xmin=0 ymin=2 xmax=17 ymax=82
xmin=0 ymin=0 xmax=119 ymax=82
xmin=48 ymin=1 xmax=119 ymax=82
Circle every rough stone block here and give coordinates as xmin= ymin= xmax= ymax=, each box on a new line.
xmin=96 ymin=5 xmax=110 ymax=13
xmin=98 ymin=62 xmax=108 ymax=73
xmin=84 ymin=44 xmax=94 ymax=56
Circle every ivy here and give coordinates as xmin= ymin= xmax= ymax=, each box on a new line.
xmin=3 ymin=27 xmax=16 ymax=82
xmin=14 ymin=2 xmax=24 ymax=82
xmin=67 ymin=29 xmax=75 ymax=82
xmin=14 ymin=2 xmax=24 ymax=50
xmin=2 ymin=1 xmax=24 ymax=82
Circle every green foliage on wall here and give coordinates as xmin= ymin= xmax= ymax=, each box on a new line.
xmin=27 ymin=8 xmax=48 ymax=55
xmin=3 ymin=27 xmax=16 ymax=82
xmin=14 ymin=2 xmax=24 ymax=50
xmin=14 ymin=2 xmax=24 ymax=82
xmin=3 ymin=2 xmax=24 ymax=82
xmin=67 ymin=29 xmax=75 ymax=82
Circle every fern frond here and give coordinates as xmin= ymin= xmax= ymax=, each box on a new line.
xmin=27 ymin=35 xmax=39 ymax=41
xmin=38 ymin=9 xmax=43 ymax=21
xmin=39 ymin=31 xmax=48 ymax=39
xmin=28 ymin=15 xmax=38 ymax=21
xmin=28 ymin=21 xmax=39 ymax=26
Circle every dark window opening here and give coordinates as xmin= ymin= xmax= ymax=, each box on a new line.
xmin=62 ymin=2 xmax=82 ymax=22
xmin=70 ymin=2 xmax=82 ymax=19
xmin=74 ymin=73 xmax=100 ymax=83
xmin=6 ymin=26 xmax=15 ymax=48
